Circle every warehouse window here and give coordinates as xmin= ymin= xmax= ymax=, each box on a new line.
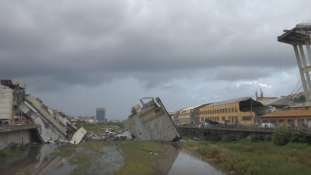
xmin=235 ymin=107 xmax=238 ymax=112
xmin=242 ymin=116 xmax=252 ymax=121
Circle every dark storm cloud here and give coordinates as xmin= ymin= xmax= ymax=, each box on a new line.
xmin=0 ymin=0 xmax=309 ymax=92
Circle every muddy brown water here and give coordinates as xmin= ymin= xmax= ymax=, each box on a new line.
xmin=1 ymin=144 xmax=226 ymax=175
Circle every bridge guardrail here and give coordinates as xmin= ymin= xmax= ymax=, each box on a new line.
xmin=0 ymin=124 xmax=41 ymax=129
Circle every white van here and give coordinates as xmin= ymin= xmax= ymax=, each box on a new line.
xmin=260 ymin=123 xmax=276 ymax=128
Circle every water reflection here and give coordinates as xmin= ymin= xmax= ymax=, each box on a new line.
xmin=2 ymin=143 xmax=226 ymax=175
xmin=1 ymin=144 xmax=75 ymax=175
xmin=167 ymin=149 xmax=226 ymax=175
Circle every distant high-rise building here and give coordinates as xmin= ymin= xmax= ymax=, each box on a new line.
xmin=96 ymin=108 xmax=106 ymax=122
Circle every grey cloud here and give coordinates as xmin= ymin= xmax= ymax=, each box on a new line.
xmin=0 ymin=0 xmax=309 ymax=92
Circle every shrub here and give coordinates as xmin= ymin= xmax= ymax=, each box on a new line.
xmin=199 ymin=140 xmax=208 ymax=146
xmin=207 ymin=150 xmax=219 ymax=159
xmin=265 ymin=135 xmax=272 ymax=142
xmin=246 ymin=135 xmax=255 ymax=143
xmin=289 ymin=128 xmax=311 ymax=144
xmin=221 ymin=134 xmax=233 ymax=142
xmin=209 ymin=135 xmax=220 ymax=142
xmin=199 ymin=146 xmax=213 ymax=156
xmin=272 ymin=124 xmax=291 ymax=146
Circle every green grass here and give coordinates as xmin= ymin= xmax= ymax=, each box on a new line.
xmin=189 ymin=139 xmax=311 ymax=175
xmin=75 ymin=123 xmax=124 ymax=134
xmin=115 ymin=141 xmax=170 ymax=175
xmin=53 ymin=142 xmax=114 ymax=175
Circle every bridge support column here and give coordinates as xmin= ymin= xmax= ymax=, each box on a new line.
xmin=305 ymin=40 xmax=311 ymax=64
xmin=298 ymin=44 xmax=311 ymax=96
xmin=294 ymin=45 xmax=310 ymax=101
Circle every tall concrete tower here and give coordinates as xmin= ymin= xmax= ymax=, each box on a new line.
xmin=278 ymin=23 xmax=311 ymax=101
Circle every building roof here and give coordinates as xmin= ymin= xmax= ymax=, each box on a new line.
xmin=259 ymin=98 xmax=294 ymax=106
xmin=203 ymin=97 xmax=262 ymax=107
xmin=180 ymin=104 xmax=210 ymax=111
xmin=168 ymin=111 xmax=179 ymax=115
xmin=262 ymin=110 xmax=311 ymax=118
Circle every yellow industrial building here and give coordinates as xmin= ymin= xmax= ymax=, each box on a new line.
xmin=199 ymin=97 xmax=264 ymax=125
xmin=179 ymin=105 xmax=206 ymax=125
xmin=178 ymin=107 xmax=192 ymax=125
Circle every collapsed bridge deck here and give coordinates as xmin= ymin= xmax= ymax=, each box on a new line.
xmin=125 ymin=97 xmax=180 ymax=141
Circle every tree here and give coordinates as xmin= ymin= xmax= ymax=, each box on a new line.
xmin=294 ymin=95 xmax=306 ymax=103
xmin=289 ymin=128 xmax=311 ymax=144
xmin=272 ymin=124 xmax=291 ymax=146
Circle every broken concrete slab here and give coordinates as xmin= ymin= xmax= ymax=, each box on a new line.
xmin=125 ymin=97 xmax=180 ymax=141
xmin=70 ymin=127 xmax=87 ymax=145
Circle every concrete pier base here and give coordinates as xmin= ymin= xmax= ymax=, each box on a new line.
xmin=0 ymin=129 xmax=31 ymax=150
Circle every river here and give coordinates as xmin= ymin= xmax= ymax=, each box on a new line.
xmin=168 ymin=148 xmax=226 ymax=175
xmin=1 ymin=144 xmax=226 ymax=175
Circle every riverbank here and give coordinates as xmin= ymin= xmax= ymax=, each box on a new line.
xmin=0 ymin=144 xmax=29 ymax=170
xmin=178 ymin=137 xmax=311 ymax=175
xmin=52 ymin=141 xmax=178 ymax=175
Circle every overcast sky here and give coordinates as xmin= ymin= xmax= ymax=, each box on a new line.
xmin=1 ymin=0 xmax=310 ymax=120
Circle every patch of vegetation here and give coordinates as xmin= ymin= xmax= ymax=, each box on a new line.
xmin=272 ymin=124 xmax=291 ymax=146
xmin=0 ymin=144 xmax=29 ymax=170
xmin=75 ymin=123 xmax=124 ymax=134
xmin=114 ymin=141 xmax=170 ymax=175
xmin=0 ymin=144 xmax=28 ymax=160
xmin=294 ymin=95 xmax=306 ymax=103
xmin=285 ymin=142 xmax=310 ymax=150
xmin=178 ymin=141 xmax=200 ymax=148
xmin=192 ymin=137 xmax=311 ymax=175
xmin=290 ymin=128 xmax=311 ymax=144
xmin=246 ymin=135 xmax=255 ymax=143
xmin=118 ymin=141 xmax=168 ymax=153
xmin=53 ymin=142 xmax=114 ymax=175
xmin=265 ymin=135 xmax=272 ymax=142
xmin=221 ymin=134 xmax=233 ymax=142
